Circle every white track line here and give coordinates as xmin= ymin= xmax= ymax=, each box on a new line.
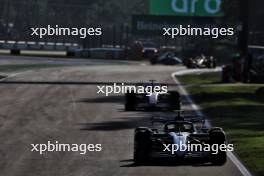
xmin=0 ymin=70 xmax=34 ymax=82
xmin=173 ymin=67 xmax=221 ymax=76
xmin=0 ymin=73 xmax=22 ymax=81
xmin=171 ymin=71 xmax=252 ymax=176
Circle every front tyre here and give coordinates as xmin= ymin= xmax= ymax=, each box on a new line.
xmin=209 ymin=128 xmax=227 ymax=165
xmin=134 ymin=127 xmax=152 ymax=165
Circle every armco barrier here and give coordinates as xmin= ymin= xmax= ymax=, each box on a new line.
xmin=0 ymin=40 xmax=80 ymax=55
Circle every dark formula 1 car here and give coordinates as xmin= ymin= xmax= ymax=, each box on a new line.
xmin=150 ymin=52 xmax=183 ymax=65
xmin=133 ymin=116 xmax=227 ymax=165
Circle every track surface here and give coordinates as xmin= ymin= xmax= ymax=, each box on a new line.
xmin=0 ymin=58 xmax=243 ymax=176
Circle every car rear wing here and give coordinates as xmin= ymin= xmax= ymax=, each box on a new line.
xmin=150 ymin=116 xmax=173 ymax=125
xmin=151 ymin=113 xmax=205 ymax=127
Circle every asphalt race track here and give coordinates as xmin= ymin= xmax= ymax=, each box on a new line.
xmin=0 ymin=57 xmax=243 ymax=176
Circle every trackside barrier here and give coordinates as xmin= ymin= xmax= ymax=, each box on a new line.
xmin=0 ymin=40 xmax=80 ymax=56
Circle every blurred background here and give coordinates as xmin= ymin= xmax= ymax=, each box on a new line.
xmin=0 ymin=0 xmax=263 ymax=62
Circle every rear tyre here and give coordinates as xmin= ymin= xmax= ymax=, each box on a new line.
xmin=209 ymin=128 xmax=227 ymax=166
xmin=134 ymin=127 xmax=152 ymax=165
xmin=168 ymin=91 xmax=181 ymax=110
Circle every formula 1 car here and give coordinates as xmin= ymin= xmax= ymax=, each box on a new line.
xmin=133 ymin=115 xmax=227 ymax=165
xmin=185 ymin=54 xmax=216 ymax=69
xmin=150 ymin=52 xmax=183 ymax=65
xmin=124 ymin=81 xmax=181 ymax=111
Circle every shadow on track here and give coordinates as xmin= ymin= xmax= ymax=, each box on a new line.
xmin=78 ymin=115 xmax=152 ymax=131
xmin=119 ymin=159 xmax=215 ymax=167
xmin=75 ymin=95 xmax=124 ymax=104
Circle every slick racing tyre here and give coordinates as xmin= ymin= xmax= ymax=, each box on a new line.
xmin=125 ymin=92 xmax=136 ymax=111
xmin=209 ymin=128 xmax=227 ymax=165
xmin=134 ymin=127 xmax=152 ymax=165
xmin=168 ymin=91 xmax=181 ymax=110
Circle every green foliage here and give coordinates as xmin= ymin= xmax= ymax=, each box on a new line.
xmin=221 ymin=0 xmax=240 ymax=20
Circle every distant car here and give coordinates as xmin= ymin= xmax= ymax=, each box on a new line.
xmin=141 ymin=42 xmax=159 ymax=58
xmin=185 ymin=54 xmax=216 ymax=69
xmin=130 ymin=40 xmax=159 ymax=60
xmin=74 ymin=48 xmax=91 ymax=57
xmin=151 ymin=52 xmax=183 ymax=65
xmin=134 ymin=116 xmax=227 ymax=165
xmin=125 ymin=81 xmax=181 ymax=111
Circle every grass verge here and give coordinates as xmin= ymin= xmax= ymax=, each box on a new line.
xmin=178 ymin=72 xmax=264 ymax=176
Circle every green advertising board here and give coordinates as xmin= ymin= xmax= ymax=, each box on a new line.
xmin=132 ymin=15 xmax=225 ymax=35
xmin=150 ymin=0 xmax=223 ymax=17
